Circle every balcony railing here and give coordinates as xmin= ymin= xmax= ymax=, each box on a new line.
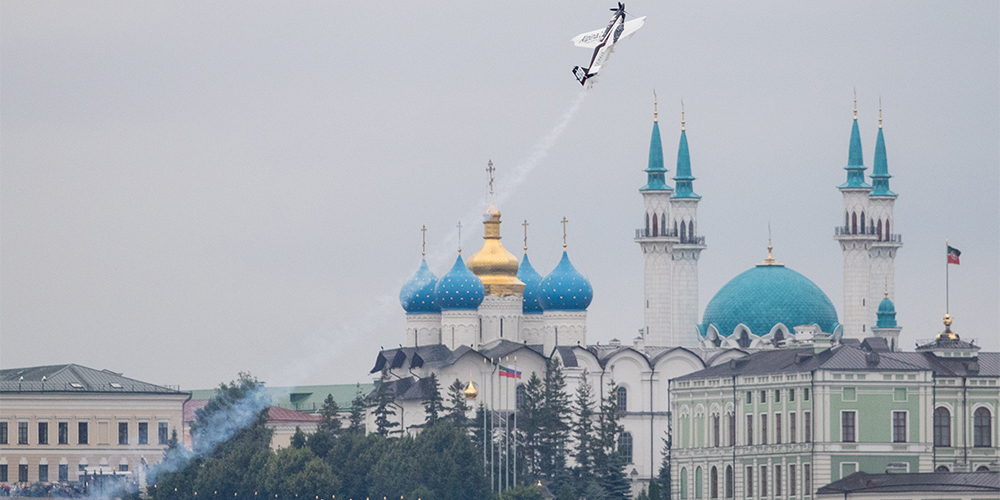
xmin=635 ymin=228 xmax=705 ymax=245
xmin=834 ymin=226 xmax=902 ymax=242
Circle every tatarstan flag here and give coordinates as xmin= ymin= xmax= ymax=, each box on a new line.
xmin=947 ymin=245 xmax=961 ymax=265
xmin=499 ymin=365 xmax=521 ymax=379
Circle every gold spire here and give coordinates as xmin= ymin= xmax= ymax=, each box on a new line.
xmin=884 ymin=279 xmax=888 ymax=298
xmin=456 ymin=221 xmax=463 ymax=254
xmin=853 ymin=88 xmax=858 ymax=120
xmin=878 ymin=96 xmax=883 ymax=129
xmin=936 ymin=313 xmax=960 ymax=340
xmin=653 ymin=90 xmax=658 ymax=123
xmin=523 ymin=219 xmax=529 ymax=252
xmin=759 ymin=224 xmax=783 ymax=266
xmin=561 ymin=216 xmax=569 ymax=250
xmin=680 ymin=99 xmax=686 ymax=131
xmin=421 ymin=225 xmax=426 ymax=257
xmin=464 ymin=380 xmax=478 ymax=400
xmin=468 ymin=161 xmax=524 ymax=296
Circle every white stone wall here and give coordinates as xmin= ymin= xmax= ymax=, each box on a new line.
xmin=478 ymin=295 xmax=524 ymax=346
xmin=520 ymin=314 xmax=544 ymax=345
xmin=841 ymin=241 xmax=871 ymax=339
xmin=406 ymin=313 xmax=442 ymax=347
xmin=440 ymin=310 xmax=479 ymax=350
xmin=541 ymin=310 xmax=587 ymax=354
xmin=642 ymin=243 xmax=673 ymax=347
xmin=672 ymin=249 xmax=701 ymax=347
xmin=643 ymin=191 xmax=672 ymax=237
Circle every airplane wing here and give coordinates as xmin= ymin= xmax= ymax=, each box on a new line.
xmin=620 ymin=16 xmax=645 ymax=39
xmin=572 ymin=27 xmax=607 ymax=48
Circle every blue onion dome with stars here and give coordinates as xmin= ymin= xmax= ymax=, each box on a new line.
xmin=876 ymin=297 xmax=898 ymax=328
xmin=399 ymin=259 xmax=441 ymax=314
xmin=538 ymin=251 xmax=593 ymax=311
xmin=518 ymin=253 xmax=544 ymax=315
xmin=433 ymin=255 xmax=485 ymax=310
xmin=700 ymin=248 xmax=838 ymax=337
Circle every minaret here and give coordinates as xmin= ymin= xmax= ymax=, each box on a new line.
xmin=635 ymin=95 xmax=677 ymax=346
xmin=871 ymin=282 xmax=902 ymax=351
xmin=867 ymin=101 xmax=902 ymax=331
xmin=670 ymin=102 xmax=705 ymax=346
xmin=834 ymin=92 xmax=874 ymax=340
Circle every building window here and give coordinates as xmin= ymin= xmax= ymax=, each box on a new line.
xmin=681 ymin=467 xmax=688 ymax=499
xmin=746 ymin=466 xmax=753 ymax=498
xmin=19 ymin=464 xmax=28 ymax=483
xmin=38 ymin=464 xmax=48 ymax=483
xmin=617 ymin=386 xmax=628 ymax=412
xmin=710 ymin=466 xmax=719 ymax=499
xmin=789 ymin=388 xmax=795 ymax=402
xmin=936 ymin=465 xmax=950 ymax=472
xmin=746 ymin=415 xmax=753 ymax=445
xmin=728 ymin=413 xmax=736 ymax=446
xmin=804 ymin=411 xmax=812 ymax=442
xmin=760 ymin=466 xmax=767 ymax=498
xmin=760 ymin=414 xmax=768 ymax=445
xmin=934 ymin=407 xmax=951 ymax=447
xmin=760 ymin=391 xmax=766 ymax=404
xmin=119 ymin=464 xmax=129 ymax=472
xmin=842 ymin=411 xmax=856 ymax=442
xmin=695 ymin=466 xmax=703 ymax=499
xmin=746 ymin=391 xmax=752 ymax=404
xmin=0 ymin=422 xmax=6 ymax=445
xmin=158 ymin=422 xmax=169 ymax=445
xmin=774 ymin=465 xmax=781 ymax=496
xmin=789 ymin=412 xmax=796 ymax=444
xmin=789 ymin=464 xmax=796 ymax=496
xmin=860 ymin=211 xmax=866 ymax=233
xmin=38 ymin=422 xmax=48 ymax=445
xmin=775 ymin=390 xmax=781 ymax=403
xmin=0 ymin=464 xmax=6 ymax=482
xmin=725 ymin=465 xmax=733 ymax=498
xmin=852 ymin=212 xmax=857 ymax=234
xmin=118 ymin=422 xmax=129 ymax=445
xmin=804 ymin=388 xmax=810 ymax=401
xmin=619 ymin=432 xmax=633 ymax=463
xmin=78 ymin=422 xmax=88 ymax=444
xmin=138 ymin=422 xmax=148 ymax=445
xmin=18 ymin=422 xmax=28 ymax=444
xmin=58 ymin=464 xmax=68 ymax=482
xmin=893 ymin=411 xmax=907 ymax=443
xmin=58 ymin=422 xmax=68 ymax=444
xmin=974 ymin=408 xmax=992 ymax=447
xmin=804 ymin=464 xmax=811 ymax=495
xmin=775 ymin=413 xmax=782 ymax=444
xmin=713 ymin=414 xmax=720 ymax=447
xmin=652 ymin=214 xmax=658 ymax=237
xmin=516 ymin=385 xmax=526 ymax=409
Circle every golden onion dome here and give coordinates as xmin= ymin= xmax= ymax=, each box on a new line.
xmin=464 ymin=380 xmax=478 ymax=400
xmin=467 ymin=200 xmax=525 ymax=297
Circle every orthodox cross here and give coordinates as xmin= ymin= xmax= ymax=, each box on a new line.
xmin=486 ymin=159 xmax=495 ymax=195
xmin=456 ymin=221 xmax=463 ymax=254
xmin=561 ymin=217 xmax=569 ymax=249
xmin=522 ymin=219 xmax=529 ymax=252
xmin=421 ymin=225 xmax=427 ymax=257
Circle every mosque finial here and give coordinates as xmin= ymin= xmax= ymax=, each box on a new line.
xmin=561 ymin=216 xmax=569 ymax=250
xmin=486 ymin=159 xmax=495 ymax=195
xmin=884 ymin=278 xmax=888 ymax=298
xmin=522 ymin=219 xmax=529 ymax=252
xmin=759 ymin=223 xmax=782 ymax=266
xmin=653 ymin=89 xmax=658 ymax=123
xmin=456 ymin=221 xmax=463 ymax=254
xmin=853 ymin=88 xmax=858 ymax=120
xmin=878 ymin=96 xmax=883 ymax=129
xmin=680 ymin=98 xmax=686 ymax=131
xmin=421 ymin=225 xmax=427 ymax=257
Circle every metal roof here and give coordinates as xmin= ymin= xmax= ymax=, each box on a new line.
xmin=0 ymin=364 xmax=183 ymax=394
xmin=817 ymin=471 xmax=998 ymax=494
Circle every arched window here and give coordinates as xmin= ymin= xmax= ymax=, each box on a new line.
xmin=936 ymin=465 xmax=950 ymax=472
xmin=773 ymin=329 xmax=785 ymax=347
xmin=645 ymin=213 xmax=650 ymax=235
xmin=695 ymin=466 xmax=703 ymax=499
xmin=934 ymin=407 xmax=951 ymax=447
xmin=712 ymin=414 xmax=720 ymax=447
xmin=974 ymin=408 xmax=992 ymax=447
xmin=737 ymin=329 xmax=751 ymax=349
xmin=516 ymin=384 xmax=526 ymax=409
xmin=662 ymin=213 xmax=667 ymax=235
xmin=500 ymin=318 xmax=503 ymax=337
xmin=652 ymin=213 xmax=659 ymax=237
xmin=710 ymin=466 xmax=719 ymax=499
xmin=617 ymin=386 xmax=628 ymax=411
xmin=619 ymin=431 xmax=633 ymax=463
xmin=674 ymin=220 xmax=679 ymax=237
xmin=681 ymin=468 xmax=688 ymax=499
xmin=852 ymin=212 xmax=857 ymax=234
xmin=680 ymin=220 xmax=687 ymax=242
xmin=885 ymin=219 xmax=890 ymax=238
xmin=845 ymin=211 xmax=850 ymax=230
xmin=977 ymin=466 xmax=991 ymax=472
xmin=877 ymin=219 xmax=883 ymax=241
xmin=725 ymin=465 xmax=733 ymax=498
xmin=689 ymin=220 xmax=695 ymax=239
xmin=860 ymin=211 xmax=866 ymax=233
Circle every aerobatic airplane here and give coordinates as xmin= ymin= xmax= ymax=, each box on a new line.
xmin=572 ymin=3 xmax=645 ymax=87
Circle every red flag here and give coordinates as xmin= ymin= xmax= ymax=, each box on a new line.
xmin=947 ymin=246 xmax=961 ymax=265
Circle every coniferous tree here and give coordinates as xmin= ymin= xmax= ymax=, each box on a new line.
xmin=373 ymin=367 xmax=400 ymax=436
xmin=319 ymin=393 xmax=342 ymax=434
xmin=446 ymin=378 xmax=471 ymax=426
xmin=658 ymin=434 xmax=672 ymax=500
xmin=348 ymin=384 xmax=366 ymax=434
xmin=517 ymin=372 xmax=544 ymax=479
xmin=470 ymin=403 xmax=490 ymax=467
xmin=595 ymin=380 xmax=630 ymax=500
xmin=572 ymin=370 xmax=597 ymax=482
xmin=422 ymin=373 xmax=445 ymax=425
xmin=290 ymin=426 xmax=307 ymax=449
xmin=539 ymin=357 xmax=571 ymax=481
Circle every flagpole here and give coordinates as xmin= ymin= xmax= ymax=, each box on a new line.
xmin=505 ymin=356 xmax=510 ymax=492
xmin=513 ymin=355 xmax=518 ymax=488
xmin=946 ymin=237 xmax=950 ymax=314
xmin=482 ymin=360 xmax=487 ymax=485
xmin=491 ymin=358 xmax=495 ymax=493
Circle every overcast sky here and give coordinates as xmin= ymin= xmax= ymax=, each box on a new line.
xmin=2 ymin=1 xmax=997 ymax=390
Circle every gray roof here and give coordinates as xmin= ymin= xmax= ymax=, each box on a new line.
xmin=370 ymin=341 xmax=545 ymax=374
xmin=817 ymin=471 xmax=998 ymax=494
xmin=0 ymin=364 xmax=184 ymax=394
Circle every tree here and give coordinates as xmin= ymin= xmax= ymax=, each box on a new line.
xmin=517 ymin=371 xmax=544 ymax=480
xmin=290 ymin=426 xmax=307 ymax=449
xmin=658 ymin=433 xmax=672 ymax=500
xmin=373 ymin=367 xmax=400 ymax=436
xmin=557 ymin=483 xmax=576 ymax=500
xmin=500 ymin=483 xmax=545 ymax=500
xmin=539 ymin=357 xmax=571 ymax=481
xmin=262 ymin=446 xmax=340 ymax=498
xmin=595 ymin=380 xmax=630 ymax=500
xmin=447 ymin=378 xmax=471 ymax=426
xmin=423 ymin=373 xmax=445 ymax=425
xmin=319 ymin=393 xmax=342 ymax=434
xmin=348 ymin=384 xmax=367 ymax=434
xmin=572 ymin=370 xmax=597 ymax=481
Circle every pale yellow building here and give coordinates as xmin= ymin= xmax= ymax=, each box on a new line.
xmin=0 ymin=364 xmax=188 ymax=485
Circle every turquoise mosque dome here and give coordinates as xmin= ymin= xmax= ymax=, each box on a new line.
xmin=433 ymin=255 xmax=485 ymax=311
xmin=518 ymin=253 xmax=544 ymax=315
xmin=700 ymin=259 xmax=839 ymax=338
xmin=538 ymin=251 xmax=593 ymax=311
xmin=399 ymin=259 xmax=441 ymax=314
xmin=876 ymin=297 xmax=898 ymax=328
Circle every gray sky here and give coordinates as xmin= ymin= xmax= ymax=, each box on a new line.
xmin=2 ymin=1 xmax=997 ymax=390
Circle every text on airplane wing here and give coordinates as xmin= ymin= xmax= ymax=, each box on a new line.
xmin=572 ymin=28 xmax=608 ymax=48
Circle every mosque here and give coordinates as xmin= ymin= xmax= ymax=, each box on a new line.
xmin=369 ymin=96 xmax=906 ymax=491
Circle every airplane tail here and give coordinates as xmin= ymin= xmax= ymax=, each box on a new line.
xmin=573 ymin=66 xmax=590 ymax=86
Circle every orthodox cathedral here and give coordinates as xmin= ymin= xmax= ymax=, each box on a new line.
xmin=369 ymin=96 xmax=916 ymax=492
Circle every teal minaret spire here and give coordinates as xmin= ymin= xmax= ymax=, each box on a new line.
xmin=641 ymin=95 xmax=670 ymax=192
xmin=672 ymin=102 xmax=700 ymax=199
xmin=839 ymin=90 xmax=872 ymax=189
xmin=870 ymin=102 xmax=896 ymax=197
